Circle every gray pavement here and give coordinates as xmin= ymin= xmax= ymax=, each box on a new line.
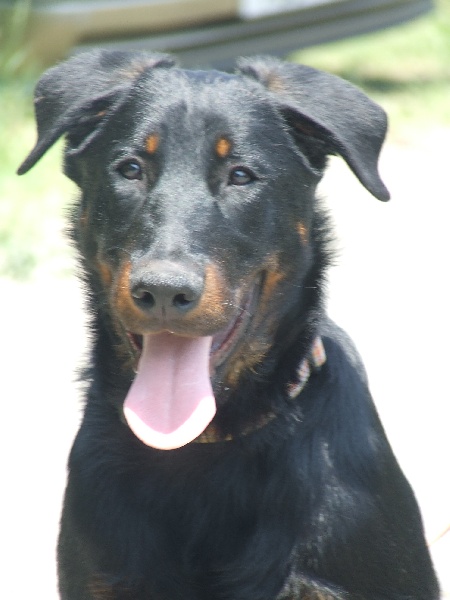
xmin=1 ymin=130 xmax=449 ymax=597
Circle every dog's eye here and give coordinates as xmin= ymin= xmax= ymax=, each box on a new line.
xmin=228 ymin=167 xmax=255 ymax=186
xmin=117 ymin=161 xmax=143 ymax=181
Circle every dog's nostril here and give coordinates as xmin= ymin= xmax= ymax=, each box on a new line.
xmin=173 ymin=293 xmax=194 ymax=309
xmin=130 ymin=262 xmax=203 ymax=316
xmin=130 ymin=282 xmax=200 ymax=315
xmin=132 ymin=289 xmax=155 ymax=308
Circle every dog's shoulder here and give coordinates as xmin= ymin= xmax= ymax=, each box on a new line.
xmin=319 ymin=316 xmax=369 ymax=387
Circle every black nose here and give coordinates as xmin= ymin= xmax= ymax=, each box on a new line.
xmin=130 ymin=261 xmax=203 ymax=317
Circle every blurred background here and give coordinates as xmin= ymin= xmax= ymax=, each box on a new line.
xmin=1 ymin=0 xmax=449 ymax=597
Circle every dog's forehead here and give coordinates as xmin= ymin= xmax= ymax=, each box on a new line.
xmin=177 ymin=67 xmax=240 ymax=85
xmin=125 ymin=66 xmax=279 ymax=148
xmin=151 ymin=65 xmax=253 ymax=89
xmin=134 ymin=66 xmax=269 ymax=120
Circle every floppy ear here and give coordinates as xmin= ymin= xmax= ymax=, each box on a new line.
xmin=238 ymin=56 xmax=390 ymax=201
xmin=17 ymin=50 xmax=176 ymax=175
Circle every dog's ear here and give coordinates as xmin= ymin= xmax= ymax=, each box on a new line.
xmin=17 ymin=50 xmax=176 ymax=175
xmin=238 ymin=57 xmax=389 ymax=201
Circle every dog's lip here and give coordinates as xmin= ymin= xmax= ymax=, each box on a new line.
xmin=128 ymin=332 xmax=143 ymax=354
xmin=209 ymin=283 xmax=258 ymax=369
xmin=126 ymin=279 xmax=260 ymax=370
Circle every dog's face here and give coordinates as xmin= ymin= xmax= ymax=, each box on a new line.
xmin=73 ymin=69 xmax=319 ymax=373
xmin=19 ymin=51 xmax=389 ymax=449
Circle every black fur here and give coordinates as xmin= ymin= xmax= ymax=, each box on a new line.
xmin=19 ymin=51 xmax=439 ymax=600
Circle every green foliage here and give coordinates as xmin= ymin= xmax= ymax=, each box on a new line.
xmin=0 ymin=80 xmax=76 ymax=279
xmin=0 ymin=0 xmax=36 ymax=75
xmin=292 ymin=0 xmax=450 ymax=135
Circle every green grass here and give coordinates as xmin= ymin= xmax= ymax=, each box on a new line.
xmin=0 ymin=80 xmax=76 ymax=279
xmin=1 ymin=1 xmax=449 ymax=279
xmin=291 ymin=0 xmax=450 ymax=136
xmin=0 ymin=0 xmax=34 ymax=76
xmin=0 ymin=0 xmax=76 ymax=279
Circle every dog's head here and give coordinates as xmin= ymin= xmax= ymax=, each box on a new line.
xmin=19 ymin=51 xmax=389 ymax=449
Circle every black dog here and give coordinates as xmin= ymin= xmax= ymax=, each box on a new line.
xmin=19 ymin=51 xmax=439 ymax=599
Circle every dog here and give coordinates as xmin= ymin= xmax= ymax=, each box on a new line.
xmin=19 ymin=51 xmax=439 ymax=600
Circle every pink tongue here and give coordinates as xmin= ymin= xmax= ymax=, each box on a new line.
xmin=123 ymin=333 xmax=216 ymax=450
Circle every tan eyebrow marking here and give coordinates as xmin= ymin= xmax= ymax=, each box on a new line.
xmin=145 ymin=133 xmax=160 ymax=155
xmin=215 ymin=137 xmax=232 ymax=158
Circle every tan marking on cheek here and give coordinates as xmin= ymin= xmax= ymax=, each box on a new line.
xmin=113 ymin=260 xmax=147 ymax=327
xmin=225 ymin=339 xmax=271 ymax=387
xmin=98 ymin=260 xmax=112 ymax=288
xmin=262 ymin=269 xmax=285 ymax=302
xmin=224 ymin=265 xmax=285 ymax=385
xmin=186 ymin=263 xmax=227 ymax=325
xmin=297 ymin=222 xmax=309 ymax=245
xmin=252 ymin=267 xmax=285 ymax=329
xmin=145 ymin=133 xmax=160 ymax=154
xmin=215 ymin=136 xmax=232 ymax=158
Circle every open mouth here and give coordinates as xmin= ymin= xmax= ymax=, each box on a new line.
xmin=127 ymin=278 xmax=260 ymax=372
xmin=124 ymin=333 xmax=215 ymax=450
xmin=122 ymin=278 xmax=261 ymax=450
